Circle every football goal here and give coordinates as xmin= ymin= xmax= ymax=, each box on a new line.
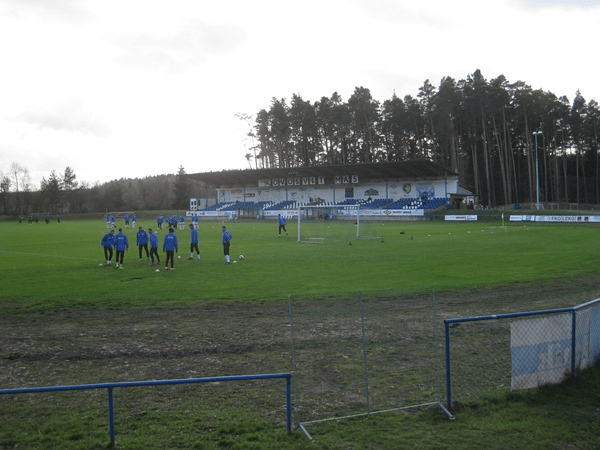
xmin=296 ymin=205 xmax=382 ymax=243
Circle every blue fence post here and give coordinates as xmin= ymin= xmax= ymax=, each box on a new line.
xmin=571 ymin=311 xmax=577 ymax=377
xmin=286 ymin=374 xmax=292 ymax=434
xmin=108 ymin=387 xmax=115 ymax=446
xmin=445 ymin=321 xmax=452 ymax=409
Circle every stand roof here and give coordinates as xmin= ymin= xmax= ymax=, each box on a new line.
xmin=188 ymin=161 xmax=456 ymax=188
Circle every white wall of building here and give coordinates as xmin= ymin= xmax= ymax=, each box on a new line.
xmin=215 ymin=177 xmax=458 ymax=205
xmin=188 ymin=197 xmax=216 ymax=211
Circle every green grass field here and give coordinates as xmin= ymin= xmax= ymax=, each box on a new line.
xmin=1 ymin=218 xmax=598 ymax=309
xmin=1 ymin=217 xmax=600 ymax=449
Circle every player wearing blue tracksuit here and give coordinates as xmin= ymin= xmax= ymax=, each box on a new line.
xmin=188 ymin=223 xmax=201 ymax=260
xmin=136 ymin=227 xmax=150 ymax=259
xmin=148 ymin=228 xmax=160 ymax=265
xmin=114 ymin=228 xmax=129 ymax=269
xmin=101 ymin=229 xmax=115 ymax=265
xmin=162 ymin=227 xmax=178 ymax=270
xmin=278 ymin=214 xmax=288 ymax=237
xmin=222 ymin=226 xmax=232 ymax=264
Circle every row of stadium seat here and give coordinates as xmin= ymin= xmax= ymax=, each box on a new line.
xmin=263 ymin=200 xmax=296 ymax=210
xmin=383 ymin=198 xmax=447 ymax=210
xmin=200 ymin=198 xmax=448 ymax=212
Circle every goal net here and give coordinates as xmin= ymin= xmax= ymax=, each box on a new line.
xmin=106 ymin=211 xmax=135 ymax=220
xmin=297 ymin=205 xmax=382 ymax=243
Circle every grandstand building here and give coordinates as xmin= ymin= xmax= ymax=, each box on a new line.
xmin=188 ymin=161 xmax=469 ymax=219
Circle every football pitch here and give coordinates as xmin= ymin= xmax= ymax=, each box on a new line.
xmin=0 ymin=218 xmax=598 ymax=309
xmin=1 ymin=217 xmax=600 ymax=449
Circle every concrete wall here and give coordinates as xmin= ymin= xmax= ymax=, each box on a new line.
xmin=215 ymin=177 xmax=458 ymax=205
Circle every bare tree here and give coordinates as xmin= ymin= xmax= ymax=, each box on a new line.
xmin=9 ymin=162 xmax=31 ymax=216
xmin=0 ymin=171 xmax=11 ymax=215
xmin=235 ymin=112 xmax=258 ymax=169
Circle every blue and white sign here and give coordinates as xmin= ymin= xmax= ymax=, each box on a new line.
xmin=510 ymin=314 xmax=572 ymax=390
xmin=510 ymin=215 xmax=600 ymax=223
xmin=445 ymin=215 xmax=478 ymax=221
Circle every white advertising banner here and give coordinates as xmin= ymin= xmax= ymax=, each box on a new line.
xmin=353 ymin=209 xmax=424 ymax=217
xmin=510 ymin=215 xmax=600 ymax=223
xmin=444 ymin=215 xmax=478 ymax=221
xmin=510 ymin=314 xmax=572 ymax=390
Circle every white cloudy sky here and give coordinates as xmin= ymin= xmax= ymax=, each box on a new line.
xmin=1 ymin=0 xmax=598 ymax=188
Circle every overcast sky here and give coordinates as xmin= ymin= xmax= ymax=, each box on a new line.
xmin=1 ymin=0 xmax=598 ymax=188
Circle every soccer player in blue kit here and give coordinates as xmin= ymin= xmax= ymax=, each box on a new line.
xmin=188 ymin=223 xmax=201 ymax=261
xmin=278 ymin=214 xmax=288 ymax=237
xmin=114 ymin=228 xmax=129 ymax=269
xmin=136 ymin=226 xmax=150 ymax=260
xmin=222 ymin=225 xmax=232 ymax=265
xmin=162 ymin=227 xmax=178 ymax=270
xmin=148 ymin=228 xmax=160 ymax=266
xmin=100 ymin=229 xmax=115 ymax=265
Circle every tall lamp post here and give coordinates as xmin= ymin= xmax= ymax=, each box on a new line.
xmin=533 ymin=131 xmax=543 ymax=210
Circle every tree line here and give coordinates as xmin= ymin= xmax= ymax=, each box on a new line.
xmin=3 ymin=68 xmax=598 ymax=215
xmin=245 ymin=69 xmax=599 ymax=207
xmin=0 ymin=165 xmax=206 ymax=217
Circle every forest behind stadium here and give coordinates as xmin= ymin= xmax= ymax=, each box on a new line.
xmin=2 ymin=70 xmax=599 ymax=216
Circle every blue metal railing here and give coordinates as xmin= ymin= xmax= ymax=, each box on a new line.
xmin=0 ymin=372 xmax=292 ymax=446
xmin=444 ymin=298 xmax=600 ymax=408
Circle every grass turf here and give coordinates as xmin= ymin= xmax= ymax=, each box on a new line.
xmin=1 ymin=217 xmax=600 ymax=449
xmin=1 ymin=218 xmax=598 ymax=309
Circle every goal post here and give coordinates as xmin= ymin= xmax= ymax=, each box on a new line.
xmin=106 ymin=211 xmax=135 ymax=220
xmin=297 ymin=205 xmax=381 ymax=243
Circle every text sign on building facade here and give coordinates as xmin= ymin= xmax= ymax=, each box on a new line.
xmin=259 ymin=175 xmax=353 ymax=187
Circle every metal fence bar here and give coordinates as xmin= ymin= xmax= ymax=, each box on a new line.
xmin=108 ymin=387 xmax=115 ymax=445
xmin=445 ymin=307 xmax=575 ymax=408
xmin=573 ymin=297 xmax=600 ymax=311
xmin=0 ymin=372 xmax=292 ymax=446
xmin=444 ymin=298 xmax=600 ymax=409
xmin=444 ymin=321 xmax=452 ymax=409
xmin=359 ymin=292 xmax=370 ymax=414
xmin=290 ymin=290 xmax=452 ymax=429
xmin=571 ymin=312 xmax=577 ymax=375
xmin=445 ymin=307 xmax=575 ymax=326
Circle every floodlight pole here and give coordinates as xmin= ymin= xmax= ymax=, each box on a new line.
xmin=533 ymin=131 xmax=542 ymax=210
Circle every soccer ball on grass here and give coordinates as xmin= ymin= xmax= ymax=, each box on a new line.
xmin=239 ymin=255 xmax=245 ymax=260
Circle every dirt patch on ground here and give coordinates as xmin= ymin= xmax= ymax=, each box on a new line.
xmin=2 ymin=275 xmax=599 ymax=405
xmin=1 ymin=302 xmax=292 ymax=389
